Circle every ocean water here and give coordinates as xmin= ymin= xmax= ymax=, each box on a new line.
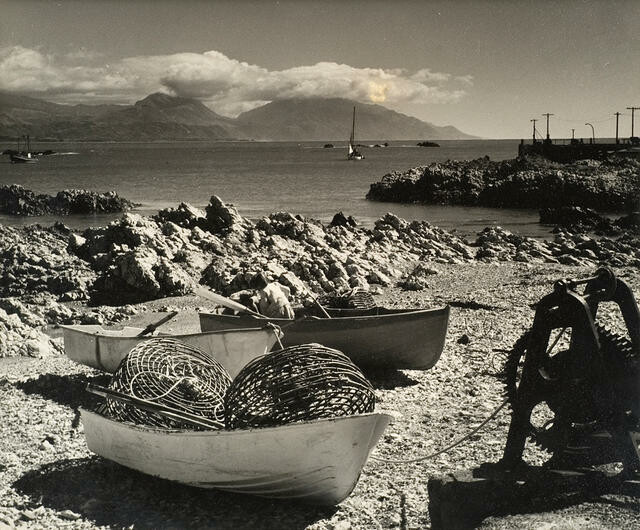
xmin=0 ymin=139 xmax=549 ymax=237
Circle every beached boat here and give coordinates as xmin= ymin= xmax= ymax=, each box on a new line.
xmin=347 ymin=106 xmax=365 ymax=160
xmin=62 ymin=324 xmax=281 ymax=377
xmin=199 ymin=305 xmax=450 ymax=370
xmin=10 ymin=135 xmax=38 ymax=164
xmin=80 ymin=408 xmax=390 ymax=504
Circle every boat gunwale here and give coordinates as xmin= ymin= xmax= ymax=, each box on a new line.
xmin=200 ymin=305 xmax=450 ymax=325
xmin=80 ymin=408 xmax=392 ymax=438
xmin=61 ymin=324 xmax=280 ymax=342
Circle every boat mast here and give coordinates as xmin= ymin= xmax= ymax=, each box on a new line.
xmin=351 ymin=106 xmax=356 ymax=146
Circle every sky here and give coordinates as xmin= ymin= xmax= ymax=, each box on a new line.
xmin=1 ymin=0 xmax=638 ymax=138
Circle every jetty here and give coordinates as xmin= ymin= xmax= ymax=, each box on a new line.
xmin=518 ymin=137 xmax=639 ymax=163
xmin=518 ymin=109 xmax=640 ymax=162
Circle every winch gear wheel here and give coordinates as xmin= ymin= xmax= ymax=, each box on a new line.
xmin=502 ymin=324 xmax=639 ymax=454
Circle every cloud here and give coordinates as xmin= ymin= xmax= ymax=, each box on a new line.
xmin=0 ymin=45 xmax=140 ymax=101
xmin=0 ymin=45 xmax=472 ymax=114
xmin=411 ymin=68 xmax=451 ymax=84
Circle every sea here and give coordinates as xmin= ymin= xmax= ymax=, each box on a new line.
xmin=0 ymin=139 xmax=550 ymax=238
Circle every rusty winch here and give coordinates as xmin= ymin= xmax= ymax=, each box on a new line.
xmin=501 ymin=267 xmax=640 ymax=472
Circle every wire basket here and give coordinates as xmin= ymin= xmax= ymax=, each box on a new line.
xmin=105 ymin=338 xmax=231 ymax=430
xmin=224 ymin=343 xmax=375 ymax=429
xmin=319 ymin=288 xmax=376 ymax=310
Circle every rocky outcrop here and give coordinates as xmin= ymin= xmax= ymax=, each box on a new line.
xmin=540 ymin=206 xmax=640 ymax=236
xmin=2 ymin=192 xmax=640 ymax=357
xmin=0 ymin=185 xmax=136 ymax=216
xmin=367 ymin=156 xmax=640 ymax=211
xmin=0 ymin=224 xmax=95 ymax=301
xmin=539 ymin=206 xmax=609 ymax=231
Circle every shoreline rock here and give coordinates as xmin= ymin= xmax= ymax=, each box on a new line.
xmin=0 ymin=184 xmax=137 ymax=216
xmin=1 ymin=193 xmax=639 ymax=357
xmin=366 ymin=156 xmax=640 ymax=212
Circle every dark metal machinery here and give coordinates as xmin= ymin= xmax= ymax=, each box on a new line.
xmin=501 ymin=267 xmax=640 ymax=472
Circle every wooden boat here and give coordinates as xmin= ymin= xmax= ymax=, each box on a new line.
xmin=347 ymin=106 xmax=365 ymax=160
xmin=80 ymin=408 xmax=390 ymax=505
xmin=10 ymin=135 xmax=38 ymax=163
xmin=199 ymin=305 xmax=450 ymax=370
xmin=62 ymin=324 xmax=281 ymax=377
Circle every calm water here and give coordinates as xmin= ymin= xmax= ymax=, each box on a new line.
xmin=0 ymin=139 xmax=548 ymax=237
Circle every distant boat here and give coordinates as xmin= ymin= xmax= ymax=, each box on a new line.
xmin=10 ymin=135 xmax=38 ymax=164
xmin=347 ymin=107 xmax=364 ymax=160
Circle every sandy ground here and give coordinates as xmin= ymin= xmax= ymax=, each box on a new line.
xmin=1 ymin=262 xmax=639 ymax=529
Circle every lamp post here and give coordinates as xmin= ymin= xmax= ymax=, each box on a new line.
xmin=585 ymin=123 xmax=595 ymax=144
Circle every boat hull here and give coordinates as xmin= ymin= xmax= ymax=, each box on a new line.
xmin=81 ymin=409 xmax=391 ymax=505
xmin=199 ymin=306 xmax=450 ymax=370
xmin=62 ymin=325 xmax=280 ymax=377
xmin=10 ymin=154 xmax=38 ymax=163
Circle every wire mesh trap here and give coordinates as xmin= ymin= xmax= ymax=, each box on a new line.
xmin=224 ymin=343 xmax=375 ymax=429
xmin=318 ymin=288 xmax=377 ymax=310
xmin=105 ymin=338 xmax=231 ymax=430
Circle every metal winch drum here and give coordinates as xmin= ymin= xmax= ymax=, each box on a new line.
xmin=500 ymin=267 xmax=640 ymax=472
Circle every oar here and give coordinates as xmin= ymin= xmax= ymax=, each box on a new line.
xmin=194 ymin=286 xmax=264 ymax=318
xmin=86 ymin=383 xmax=223 ymax=430
xmin=136 ymin=311 xmax=179 ymax=337
xmin=308 ymin=292 xmax=331 ymax=318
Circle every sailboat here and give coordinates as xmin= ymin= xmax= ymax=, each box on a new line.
xmin=347 ymin=106 xmax=364 ymax=160
xmin=10 ymin=135 xmax=38 ymax=164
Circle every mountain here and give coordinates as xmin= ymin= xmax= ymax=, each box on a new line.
xmin=236 ymin=98 xmax=474 ymax=140
xmin=0 ymin=92 xmax=241 ymax=141
xmin=0 ymin=92 xmax=124 ymax=140
xmin=0 ymin=92 xmax=474 ymax=141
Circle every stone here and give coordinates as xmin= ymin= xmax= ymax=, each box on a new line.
xmin=279 ymin=271 xmax=306 ymax=295
xmin=59 ymin=510 xmax=81 ymax=521
xmin=67 ymin=233 xmax=86 ymax=250
xmin=329 ymin=211 xmax=357 ymax=228
xmin=367 ymin=270 xmax=391 ymax=286
xmin=205 ymin=195 xmax=247 ymax=233
xmin=155 ymin=202 xmax=206 ymax=228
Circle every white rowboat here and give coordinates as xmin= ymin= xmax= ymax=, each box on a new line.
xmin=80 ymin=409 xmax=391 ymax=505
xmin=62 ymin=324 xmax=280 ymax=377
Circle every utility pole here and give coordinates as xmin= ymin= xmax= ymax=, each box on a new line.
xmin=530 ymin=119 xmax=538 ymax=142
xmin=614 ymin=112 xmax=621 ymax=143
xmin=542 ymin=113 xmax=554 ymax=142
xmin=571 ymin=128 xmax=575 ymax=141
xmin=627 ymin=107 xmax=639 ymax=138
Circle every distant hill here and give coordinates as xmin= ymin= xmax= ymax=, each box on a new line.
xmin=0 ymin=92 xmax=241 ymax=141
xmin=0 ymin=91 xmax=474 ymax=141
xmin=236 ymin=97 xmax=474 ymax=140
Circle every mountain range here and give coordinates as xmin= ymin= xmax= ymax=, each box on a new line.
xmin=0 ymin=91 xmax=475 ymax=142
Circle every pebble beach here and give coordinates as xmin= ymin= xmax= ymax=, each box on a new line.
xmin=1 ymin=155 xmax=639 ymax=528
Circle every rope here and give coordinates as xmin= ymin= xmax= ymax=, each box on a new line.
xmin=369 ymin=398 xmax=508 ymax=464
xmin=371 ymin=327 xmax=568 ymax=465
xmin=264 ymin=322 xmax=284 ymax=349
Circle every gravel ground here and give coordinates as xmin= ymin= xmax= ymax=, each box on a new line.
xmin=1 ymin=262 xmax=639 ymax=529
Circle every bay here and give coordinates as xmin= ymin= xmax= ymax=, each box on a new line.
xmin=0 ymin=139 xmax=547 ymax=237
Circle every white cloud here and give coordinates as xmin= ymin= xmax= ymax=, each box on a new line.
xmin=0 ymin=45 xmax=472 ymax=114
xmin=411 ymin=68 xmax=451 ymax=84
